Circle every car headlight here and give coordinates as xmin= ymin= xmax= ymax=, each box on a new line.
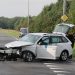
xmin=5 ymin=48 xmax=12 ymax=53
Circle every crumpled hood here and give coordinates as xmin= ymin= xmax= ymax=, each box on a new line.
xmin=5 ymin=41 xmax=34 ymax=48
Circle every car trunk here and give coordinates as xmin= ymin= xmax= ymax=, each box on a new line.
xmin=53 ymin=23 xmax=75 ymax=48
xmin=53 ymin=23 xmax=74 ymax=34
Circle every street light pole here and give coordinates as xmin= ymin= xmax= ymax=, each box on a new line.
xmin=63 ymin=0 xmax=66 ymax=15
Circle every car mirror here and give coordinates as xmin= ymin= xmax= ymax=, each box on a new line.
xmin=38 ymin=42 xmax=41 ymax=45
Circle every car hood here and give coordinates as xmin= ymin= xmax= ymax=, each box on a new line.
xmin=5 ymin=41 xmax=34 ymax=48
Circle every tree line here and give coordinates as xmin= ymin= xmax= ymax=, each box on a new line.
xmin=0 ymin=0 xmax=75 ymax=32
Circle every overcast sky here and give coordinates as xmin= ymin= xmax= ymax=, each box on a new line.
xmin=0 ymin=0 xmax=57 ymax=18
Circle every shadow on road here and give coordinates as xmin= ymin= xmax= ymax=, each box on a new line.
xmin=1 ymin=58 xmax=72 ymax=64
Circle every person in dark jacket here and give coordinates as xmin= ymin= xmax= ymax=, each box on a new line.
xmin=67 ymin=33 xmax=74 ymax=48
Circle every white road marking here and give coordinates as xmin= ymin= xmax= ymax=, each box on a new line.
xmin=44 ymin=63 xmax=71 ymax=75
xmin=57 ymin=74 xmax=65 ymax=75
xmin=46 ymin=65 xmax=58 ymax=67
xmin=44 ymin=63 xmax=53 ymax=65
xmin=50 ymin=68 xmax=63 ymax=70
xmin=53 ymin=70 xmax=70 ymax=73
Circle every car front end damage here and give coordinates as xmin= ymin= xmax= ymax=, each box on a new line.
xmin=0 ymin=47 xmax=21 ymax=61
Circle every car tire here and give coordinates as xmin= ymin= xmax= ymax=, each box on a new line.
xmin=60 ymin=51 xmax=68 ymax=61
xmin=22 ymin=51 xmax=34 ymax=62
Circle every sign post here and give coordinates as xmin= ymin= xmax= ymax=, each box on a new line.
xmin=61 ymin=0 xmax=68 ymax=22
xmin=63 ymin=0 xmax=66 ymax=15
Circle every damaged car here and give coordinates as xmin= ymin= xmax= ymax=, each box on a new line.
xmin=5 ymin=33 xmax=72 ymax=62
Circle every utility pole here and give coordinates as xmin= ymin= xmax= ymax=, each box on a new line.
xmin=63 ymin=0 xmax=72 ymax=15
xmin=28 ymin=0 xmax=29 ymax=30
xmin=63 ymin=0 xmax=67 ymax=15
xmin=61 ymin=0 xmax=71 ymax=21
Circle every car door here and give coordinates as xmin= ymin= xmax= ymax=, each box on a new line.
xmin=50 ymin=36 xmax=72 ymax=57
xmin=50 ymin=36 xmax=65 ymax=57
xmin=36 ymin=36 xmax=49 ymax=59
xmin=36 ymin=36 xmax=57 ymax=59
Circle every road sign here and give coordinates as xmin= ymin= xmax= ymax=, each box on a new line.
xmin=61 ymin=15 xmax=68 ymax=21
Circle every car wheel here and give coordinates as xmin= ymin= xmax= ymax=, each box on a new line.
xmin=23 ymin=51 xmax=34 ymax=62
xmin=60 ymin=51 xmax=68 ymax=61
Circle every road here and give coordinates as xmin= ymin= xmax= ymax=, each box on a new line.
xmin=0 ymin=60 xmax=75 ymax=75
xmin=0 ymin=32 xmax=17 ymax=47
xmin=0 ymin=33 xmax=75 ymax=75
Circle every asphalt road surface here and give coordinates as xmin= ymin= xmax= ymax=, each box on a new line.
xmin=0 ymin=60 xmax=75 ymax=75
xmin=0 ymin=33 xmax=75 ymax=75
xmin=0 ymin=32 xmax=17 ymax=47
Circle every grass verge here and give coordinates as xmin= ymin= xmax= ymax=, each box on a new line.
xmin=73 ymin=44 xmax=75 ymax=57
xmin=0 ymin=29 xmax=19 ymax=38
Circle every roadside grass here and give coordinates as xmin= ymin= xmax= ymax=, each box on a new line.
xmin=0 ymin=29 xmax=20 ymax=38
xmin=73 ymin=44 xmax=75 ymax=57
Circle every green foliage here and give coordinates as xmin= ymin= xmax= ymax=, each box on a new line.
xmin=68 ymin=0 xmax=75 ymax=24
xmin=29 ymin=0 xmax=63 ymax=32
xmin=0 ymin=0 xmax=75 ymax=33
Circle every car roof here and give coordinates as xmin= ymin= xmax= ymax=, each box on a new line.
xmin=57 ymin=23 xmax=75 ymax=27
xmin=29 ymin=33 xmax=63 ymax=37
xmin=30 ymin=33 xmax=48 ymax=36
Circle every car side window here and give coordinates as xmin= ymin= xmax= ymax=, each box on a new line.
xmin=61 ymin=36 xmax=68 ymax=43
xmin=50 ymin=36 xmax=63 ymax=43
xmin=38 ymin=36 xmax=49 ymax=45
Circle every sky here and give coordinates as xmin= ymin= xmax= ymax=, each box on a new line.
xmin=0 ymin=0 xmax=57 ymax=18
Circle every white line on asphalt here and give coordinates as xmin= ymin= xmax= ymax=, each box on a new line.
xmin=53 ymin=70 xmax=70 ymax=73
xmin=46 ymin=65 xmax=59 ymax=67
xmin=44 ymin=63 xmax=53 ymax=65
xmin=57 ymin=74 xmax=65 ymax=75
xmin=50 ymin=68 xmax=63 ymax=70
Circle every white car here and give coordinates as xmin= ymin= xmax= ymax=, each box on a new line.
xmin=5 ymin=33 xmax=72 ymax=62
xmin=53 ymin=23 xmax=75 ymax=48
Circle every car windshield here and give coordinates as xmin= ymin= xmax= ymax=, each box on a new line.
xmin=54 ymin=24 xmax=70 ymax=33
xmin=19 ymin=34 xmax=41 ymax=43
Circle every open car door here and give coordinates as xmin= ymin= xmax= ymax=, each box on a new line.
xmin=53 ymin=23 xmax=75 ymax=48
